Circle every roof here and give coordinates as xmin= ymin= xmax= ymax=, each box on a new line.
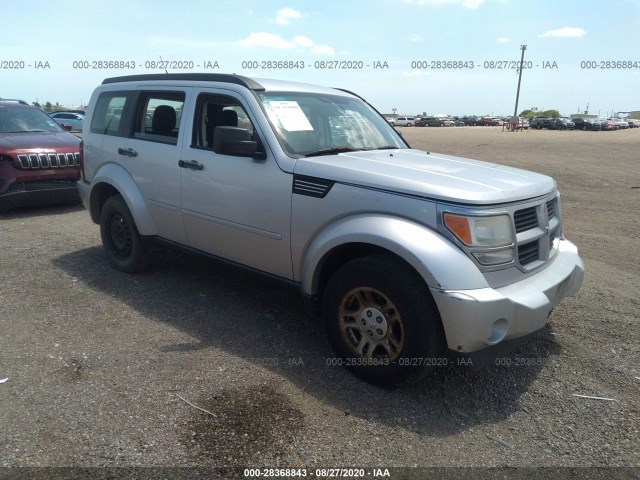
xmin=100 ymin=73 xmax=353 ymax=97
xmin=102 ymin=73 xmax=264 ymax=90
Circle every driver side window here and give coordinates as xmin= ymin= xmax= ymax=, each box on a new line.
xmin=192 ymin=94 xmax=255 ymax=150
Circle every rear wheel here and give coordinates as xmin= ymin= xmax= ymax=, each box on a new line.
xmin=100 ymin=195 xmax=150 ymax=273
xmin=322 ymin=255 xmax=446 ymax=386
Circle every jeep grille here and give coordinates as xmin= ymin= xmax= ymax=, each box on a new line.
xmin=16 ymin=153 xmax=80 ymax=169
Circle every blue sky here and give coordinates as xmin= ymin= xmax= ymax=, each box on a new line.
xmin=2 ymin=0 xmax=639 ymax=117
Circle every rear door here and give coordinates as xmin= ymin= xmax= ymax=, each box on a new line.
xmin=95 ymin=88 xmax=190 ymax=243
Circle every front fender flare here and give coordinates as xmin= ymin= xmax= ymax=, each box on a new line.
xmin=89 ymin=163 xmax=157 ymax=236
xmin=300 ymin=214 xmax=489 ymax=296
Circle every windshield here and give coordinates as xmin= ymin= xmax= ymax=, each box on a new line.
xmin=0 ymin=107 xmax=64 ymax=133
xmin=256 ymin=91 xmax=407 ymax=157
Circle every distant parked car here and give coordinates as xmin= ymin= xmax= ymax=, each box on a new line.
xmin=530 ymin=116 xmax=552 ymax=129
xmin=548 ymin=118 xmax=575 ymax=130
xmin=572 ymin=118 xmax=600 ymax=131
xmin=417 ymin=116 xmax=445 ymax=127
xmin=599 ymin=119 xmax=617 ymax=131
xmin=461 ymin=116 xmax=480 ymax=126
xmin=441 ymin=118 xmax=455 ymax=127
xmin=480 ymin=116 xmax=502 ymax=126
xmin=609 ymin=118 xmax=629 ymax=129
xmin=626 ymin=119 xmax=640 ymax=128
xmin=454 ymin=119 xmax=465 ymax=126
xmin=50 ymin=112 xmax=84 ymax=131
xmin=392 ymin=116 xmax=415 ymax=127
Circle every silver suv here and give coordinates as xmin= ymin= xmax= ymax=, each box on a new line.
xmin=392 ymin=116 xmax=415 ymax=127
xmin=79 ymin=74 xmax=584 ymax=386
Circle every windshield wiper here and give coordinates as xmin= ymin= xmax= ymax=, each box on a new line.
xmin=303 ymin=146 xmax=362 ymax=157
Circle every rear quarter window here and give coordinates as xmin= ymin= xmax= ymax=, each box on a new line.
xmin=90 ymin=92 xmax=131 ymax=136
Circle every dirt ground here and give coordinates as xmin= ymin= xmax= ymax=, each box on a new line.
xmin=0 ymin=126 xmax=638 ymax=477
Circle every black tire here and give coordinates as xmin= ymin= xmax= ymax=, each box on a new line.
xmin=322 ymin=255 xmax=446 ymax=387
xmin=99 ymin=194 xmax=150 ymax=273
xmin=407 ymin=123 xmax=412 ymax=127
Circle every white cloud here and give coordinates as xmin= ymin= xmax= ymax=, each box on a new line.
xmin=293 ymin=36 xmax=314 ymax=47
xmin=237 ymin=32 xmax=335 ymax=55
xmin=311 ymin=45 xmax=335 ymax=55
xmin=237 ymin=32 xmax=295 ymax=49
xmin=497 ymin=37 xmax=512 ymax=43
xmin=538 ymin=27 xmax=587 ymax=38
xmin=410 ymin=34 xmax=424 ymax=43
xmin=275 ymin=7 xmax=302 ymax=25
xmin=402 ymin=70 xmax=432 ymax=76
xmin=405 ymin=0 xmax=485 ymax=8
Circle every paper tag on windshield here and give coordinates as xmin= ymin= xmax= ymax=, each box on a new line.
xmin=268 ymin=101 xmax=313 ymax=131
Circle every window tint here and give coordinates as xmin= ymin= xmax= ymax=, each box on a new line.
xmin=133 ymin=92 xmax=185 ymax=145
xmin=192 ymin=94 xmax=255 ymax=149
xmin=90 ymin=93 xmax=130 ymax=136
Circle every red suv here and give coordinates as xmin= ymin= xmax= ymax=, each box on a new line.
xmin=0 ymin=100 xmax=81 ymax=212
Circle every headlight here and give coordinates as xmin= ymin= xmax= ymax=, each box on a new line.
xmin=444 ymin=213 xmax=513 ymax=247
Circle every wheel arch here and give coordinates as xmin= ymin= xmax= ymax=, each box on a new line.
xmin=88 ymin=163 xmax=157 ymax=235
xmin=300 ymin=214 xmax=488 ymax=299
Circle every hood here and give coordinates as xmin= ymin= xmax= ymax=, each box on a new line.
xmin=0 ymin=131 xmax=80 ymax=156
xmin=294 ymin=149 xmax=556 ymax=205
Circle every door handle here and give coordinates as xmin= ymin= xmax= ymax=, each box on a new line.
xmin=178 ymin=159 xmax=204 ymax=171
xmin=117 ymin=147 xmax=138 ymax=157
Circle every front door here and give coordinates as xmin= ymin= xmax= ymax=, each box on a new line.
xmin=179 ymin=90 xmax=293 ymax=279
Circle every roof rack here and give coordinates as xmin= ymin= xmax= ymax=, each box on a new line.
xmin=101 ymin=73 xmax=264 ymax=91
xmin=0 ymin=98 xmax=30 ymax=105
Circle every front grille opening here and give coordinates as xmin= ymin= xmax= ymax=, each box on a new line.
xmin=547 ymin=200 xmax=555 ymax=219
xmin=518 ymin=241 xmax=539 ymax=265
xmin=514 ymin=206 xmax=538 ymax=233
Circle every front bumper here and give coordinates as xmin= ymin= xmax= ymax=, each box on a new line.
xmin=0 ymin=180 xmax=79 ymax=210
xmin=431 ymin=238 xmax=584 ymax=355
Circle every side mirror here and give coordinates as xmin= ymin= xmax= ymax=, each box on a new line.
xmin=61 ymin=124 xmax=73 ymax=131
xmin=213 ymin=126 xmax=266 ymax=160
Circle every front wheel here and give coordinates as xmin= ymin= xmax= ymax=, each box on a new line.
xmin=100 ymin=194 xmax=150 ymax=273
xmin=322 ymin=255 xmax=446 ymax=386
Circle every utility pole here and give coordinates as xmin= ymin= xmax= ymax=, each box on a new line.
xmin=513 ymin=44 xmax=527 ymax=117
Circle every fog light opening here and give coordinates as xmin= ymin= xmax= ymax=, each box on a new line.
xmin=487 ymin=318 xmax=508 ymax=345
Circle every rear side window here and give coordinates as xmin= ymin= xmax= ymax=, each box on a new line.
xmin=133 ymin=92 xmax=185 ymax=145
xmin=90 ymin=92 xmax=131 ymax=136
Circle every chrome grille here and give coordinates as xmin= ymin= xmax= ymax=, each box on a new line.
xmin=16 ymin=152 xmax=79 ymax=170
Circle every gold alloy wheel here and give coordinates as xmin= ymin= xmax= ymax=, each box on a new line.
xmin=337 ymin=286 xmax=405 ymax=362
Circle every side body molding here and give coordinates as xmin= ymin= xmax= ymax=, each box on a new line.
xmin=299 ymin=214 xmax=489 ymax=295
xmin=89 ymin=163 xmax=157 ymax=236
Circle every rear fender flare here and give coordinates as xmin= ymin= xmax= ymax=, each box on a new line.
xmin=89 ymin=163 xmax=157 ymax=236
